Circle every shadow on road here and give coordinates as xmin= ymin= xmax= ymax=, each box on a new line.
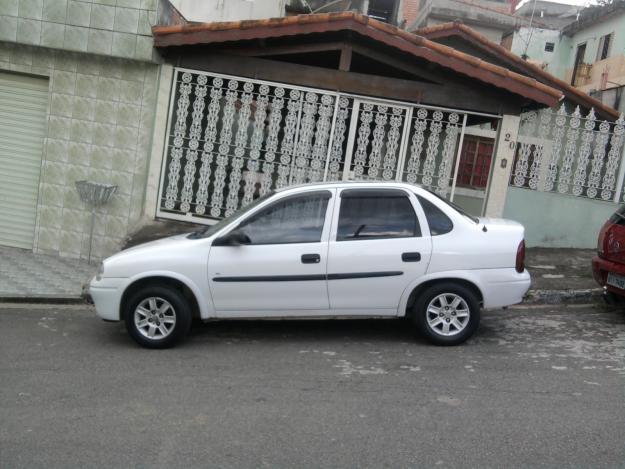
xmin=100 ymin=316 xmax=422 ymax=348
xmin=190 ymin=317 xmax=418 ymax=342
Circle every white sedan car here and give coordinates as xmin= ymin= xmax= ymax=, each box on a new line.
xmin=90 ymin=182 xmax=530 ymax=348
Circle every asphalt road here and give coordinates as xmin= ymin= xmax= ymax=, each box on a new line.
xmin=1 ymin=303 xmax=624 ymax=469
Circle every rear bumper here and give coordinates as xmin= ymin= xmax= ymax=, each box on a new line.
xmin=481 ymin=268 xmax=531 ymax=309
xmin=89 ymin=277 xmax=126 ymax=321
xmin=592 ymin=255 xmax=625 ymax=296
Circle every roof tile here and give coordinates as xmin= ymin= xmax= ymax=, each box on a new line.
xmin=152 ymin=12 xmax=563 ymax=106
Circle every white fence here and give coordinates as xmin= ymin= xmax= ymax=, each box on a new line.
xmin=512 ymin=105 xmax=625 ymax=203
xmin=158 ymin=68 xmax=476 ymax=223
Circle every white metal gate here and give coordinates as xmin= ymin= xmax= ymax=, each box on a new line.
xmin=157 ymin=68 xmax=479 ymax=223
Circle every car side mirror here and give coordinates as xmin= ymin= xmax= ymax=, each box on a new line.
xmin=213 ymin=229 xmax=251 ymax=246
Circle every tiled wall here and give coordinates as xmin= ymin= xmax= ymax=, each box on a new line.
xmin=0 ymin=0 xmax=157 ymax=61
xmin=0 ymin=42 xmax=160 ymax=259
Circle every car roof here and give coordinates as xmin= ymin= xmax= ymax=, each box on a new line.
xmin=276 ymin=181 xmax=423 ymax=192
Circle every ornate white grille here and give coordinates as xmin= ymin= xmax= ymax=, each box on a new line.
xmin=513 ymin=105 xmax=625 ymax=202
xmin=349 ymin=103 xmax=408 ymax=181
xmin=158 ymin=69 xmax=470 ymax=223
xmin=400 ymin=109 xmax=463 ymax=196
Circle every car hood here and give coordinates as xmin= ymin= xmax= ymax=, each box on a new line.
xmin=117 ymin=233 xmax=192 ymax=255
xmin=102 ymin=233 xmax=203 ymax=277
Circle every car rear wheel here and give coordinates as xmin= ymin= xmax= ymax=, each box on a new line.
xmin=124 ymin=285 xmax=192 ymax=349
xmin=413 ymin=282 xmax=480 ymax=346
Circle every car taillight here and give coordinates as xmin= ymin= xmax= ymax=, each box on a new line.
xmin=516 ymin=240 xmax=525 ymax=273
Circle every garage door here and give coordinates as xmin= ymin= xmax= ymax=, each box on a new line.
xmin=0 ymin=72 xmax=49 ymax=249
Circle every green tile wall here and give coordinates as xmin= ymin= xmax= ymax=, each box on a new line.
xmin=1 ymin=0 xmax=157 ymax=61
xmin=0 ymin=43 xmax=159 ymax=260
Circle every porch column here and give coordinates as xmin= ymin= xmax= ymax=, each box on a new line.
xmin=144 ymin=64 xmax=175 ymax=219
xmin=484 ymin=114 xmax=521 ymax=218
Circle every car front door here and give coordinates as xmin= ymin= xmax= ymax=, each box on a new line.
xmin=208 ymin=190 xmax=334 ymax=317
xmin=327 ymin=188 xmax=432 ymax=315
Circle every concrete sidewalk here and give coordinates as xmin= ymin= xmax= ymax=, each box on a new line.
xmin=524 ymin=248 xmax=601 ymax=304
xmin=0 ymin=243 xmax=600 ymax=304
xmin=0 ymin=246 xmax=95 ymax=301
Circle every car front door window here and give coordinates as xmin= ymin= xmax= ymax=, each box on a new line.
xmin=237 ymin=192 xmax=331 ymax=245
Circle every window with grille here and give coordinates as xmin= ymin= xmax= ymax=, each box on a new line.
xmin=597 ymin=33 xmax=612 ymax=61
xmin=544 ymin=42 xmax=555 ymax=52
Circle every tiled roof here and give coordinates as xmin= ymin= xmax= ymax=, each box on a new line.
xmin=152 ymin=12 xmax=562 ymax=107
xmin=416 ymin=21 xmax=620 ymax=121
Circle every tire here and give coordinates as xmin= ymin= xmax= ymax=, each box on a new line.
xmin=412 ymin=282 xmax=480 ymax=346
xmin=123 ymin=285 xmax=192 ymax=349
xmin=603 ymin=290 xmax=625 ymax=307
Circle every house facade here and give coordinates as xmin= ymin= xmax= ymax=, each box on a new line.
xmin=559 ymin=2 xmax=625 ymax=116
xmin=409 ymin=0 xmax=521 ymax=43
xmin=143 ymin=11 xmax=559 ymax=237
xmin=507 ymin=1 xmax=625 ymax=115
xmin=0 ymin=0 xmax=160 ymax=259
xmin=4 ymin=0 xmax=622 ymax=260
xmin=417 ymin=21 xmax=625 ymax=248
xmin=507 ymin=1 xmax=579 ymax=70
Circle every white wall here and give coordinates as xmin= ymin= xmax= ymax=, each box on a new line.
xmin=170 ymin=0 xmax=286 ymax=23
xmin=511 ymin=27 xmax=561 ymax=71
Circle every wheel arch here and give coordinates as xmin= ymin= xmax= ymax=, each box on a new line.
xmin=119 ymin=274 xmax=204 ymax=321
xmin=401 ymin=276 xmax=484 ymax=318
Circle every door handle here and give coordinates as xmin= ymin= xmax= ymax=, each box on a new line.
xmin=402 ymin=252 xmax=421 ymax=262
xmin=301 ymin=254 xmax=321 ymax=264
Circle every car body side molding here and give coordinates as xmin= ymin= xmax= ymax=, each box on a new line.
xmin=212 ymin=271 xmax=404 ymax=282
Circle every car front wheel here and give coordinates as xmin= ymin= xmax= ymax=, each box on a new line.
xmin=413 ymin=282 xmax=480 ymax=346
xmin=124 ymin=285 xmax=192 ymax=349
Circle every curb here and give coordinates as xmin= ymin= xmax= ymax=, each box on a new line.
xmin=523 ymin=288 xmax=603 ymax=305
xmin=0 ymin=295 xmax=88 ymax=305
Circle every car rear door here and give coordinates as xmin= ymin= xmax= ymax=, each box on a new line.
xmin=208 ymin=189 xmax=334 ymax=316
xmin=327 ymin=188 xmax=432 ymax=315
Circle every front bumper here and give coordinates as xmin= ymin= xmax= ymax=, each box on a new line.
xmin=592 ymin=255 xmax=625 ymax=296
xmin=89 ymin=276 xmax=127 ymax=321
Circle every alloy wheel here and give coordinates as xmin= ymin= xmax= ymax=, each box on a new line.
xmin=426 ymin=293 xmax=470 ymax=337
xmin=134 ymin=297 xmax=177 ymax=340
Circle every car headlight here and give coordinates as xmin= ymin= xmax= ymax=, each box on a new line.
xmin=96 ymin=262 xmax=105 ymax=281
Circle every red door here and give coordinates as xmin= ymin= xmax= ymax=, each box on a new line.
xmin=458 ymin=136 xmax=494 ymax=190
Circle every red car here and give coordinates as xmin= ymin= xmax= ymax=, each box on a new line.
xmin=592 ymin=205 xmax=625 ymax=302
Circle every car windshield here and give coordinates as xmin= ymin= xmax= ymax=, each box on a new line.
xmin=188 ymin=191 xmax=275 ymax=239
xmin=424 ymin=189 xmax=479 ymax=224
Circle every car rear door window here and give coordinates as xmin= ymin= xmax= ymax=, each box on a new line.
xmin=237 ymin=191 xmax=331 ymax=245
xmin=337 ymin=189 xmax=420 ymax=241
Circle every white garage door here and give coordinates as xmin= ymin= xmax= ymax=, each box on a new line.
xmin=0 ymin=72 xmax=49 ymax=249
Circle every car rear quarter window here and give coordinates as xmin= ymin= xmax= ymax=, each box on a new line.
xmin=337 ymin=189 xmax=420 ymax=241
xmin=417 ymin=195 xmax=453 ymax=236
